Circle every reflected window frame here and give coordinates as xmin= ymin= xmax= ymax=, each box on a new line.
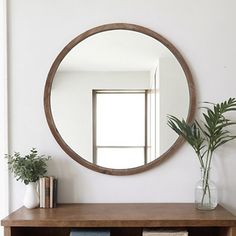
xmin=92 ymin=89 xmax=150 ymax=167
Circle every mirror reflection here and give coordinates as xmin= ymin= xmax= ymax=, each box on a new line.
xmin=50 ymin=29 xmax=189 ymax=169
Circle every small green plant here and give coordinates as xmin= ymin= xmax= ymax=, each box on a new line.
xmin=6 ymin=148 xmax=51 ymax=185
xmin=167 ymin=98 xmax=236 ymax=168
xmin=167 ymin=97 xmax=236 ymax=208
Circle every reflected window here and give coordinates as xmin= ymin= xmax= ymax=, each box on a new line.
xmin=93 ymin=90 xmax=148 ymax=168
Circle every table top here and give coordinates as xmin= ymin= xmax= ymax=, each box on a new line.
xmin=2 ymin=203 xmax=236 ymax=227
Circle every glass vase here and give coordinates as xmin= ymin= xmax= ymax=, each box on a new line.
xmin=195 ymin=167 xmax=218 ymax=210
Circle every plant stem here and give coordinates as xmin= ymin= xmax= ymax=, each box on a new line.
xmin=200 ymin=151 xmax=213 ymax=206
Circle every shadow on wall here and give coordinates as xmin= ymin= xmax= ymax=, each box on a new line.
xmin=214 ymin=145 xmax=236 ymax=215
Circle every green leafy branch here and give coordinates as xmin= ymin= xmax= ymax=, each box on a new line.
xmin=5 ymin=148 xmax=51 ymax=185
xmin=168 ymin=98 xmax=236 ymax=166
xmin=167 ymin=98 xmax=236 ymax=205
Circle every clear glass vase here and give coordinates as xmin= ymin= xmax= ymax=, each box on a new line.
xmin=195 ymin=168 xmax=218 ymax=210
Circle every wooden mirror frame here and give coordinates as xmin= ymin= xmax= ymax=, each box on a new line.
xmin=44 ymin=23 xmax=196 ymax=175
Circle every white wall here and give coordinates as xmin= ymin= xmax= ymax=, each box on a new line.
xmin=159 ymin=57 xmax=189 ymax=154
xmin=7 ymin=0 xmax=236 ymax=215
xmin=52 ymin=71 xmax=150 ymax=162
xmin=0 ymin=0 xmax=9 ymax=234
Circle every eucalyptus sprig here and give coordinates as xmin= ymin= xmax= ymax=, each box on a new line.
xmin=5 ymin=148 xmax=51 ymax=185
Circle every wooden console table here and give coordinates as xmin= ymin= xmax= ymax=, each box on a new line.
xmin=2 ymin=203 xmax=236 ymax=236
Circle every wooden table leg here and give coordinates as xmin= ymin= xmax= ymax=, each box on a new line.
xmin=228 ymin=227 xmax=236 ymax=236
xmin=4 ymin=227 xmax=11 ymax=236
xmin=220 ymin=227 xmax=236 ymax=236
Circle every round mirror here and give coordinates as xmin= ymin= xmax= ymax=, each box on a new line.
xmin=44 ymin=23 xmax=196 ymax=175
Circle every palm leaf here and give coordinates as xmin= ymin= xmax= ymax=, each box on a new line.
xmin=167 ymin=97 xmax=236 ymax=168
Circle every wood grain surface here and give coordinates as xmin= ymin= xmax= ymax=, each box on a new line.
xmin=2 ymin=203 xmax=236 ymax=227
